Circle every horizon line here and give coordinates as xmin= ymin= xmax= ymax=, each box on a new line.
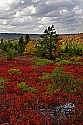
xmin=0 ymin=32 xmax=83 ymax=34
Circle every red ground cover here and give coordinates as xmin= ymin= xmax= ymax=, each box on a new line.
xmin=0 ymin=56 xmax=83 ymax=125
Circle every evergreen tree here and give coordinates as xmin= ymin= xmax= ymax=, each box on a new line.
xmin=40 ymin=25 xmax=59 ymax=60
xmin=1 ymin=38 xmax=3 ymax=43
xmin=25 ymin=33 xmax=30 ymax=45
xmin=18 ymin=36 xmax=25 ymax=54
xmin=19 ymin=36 xmax=24 ymax=45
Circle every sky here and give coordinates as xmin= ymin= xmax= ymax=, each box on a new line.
xmin=0 ymin=0 xmax=83 ymax=34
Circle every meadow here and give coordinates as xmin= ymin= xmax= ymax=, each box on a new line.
xmin=0 ymin=31 xmax=83 ymax=125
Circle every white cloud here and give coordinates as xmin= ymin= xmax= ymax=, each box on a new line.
xmin=0 ymin=0 xmax=21 ymax=10
xmin=0 ymin=0 xmax=83 ymax=34
xmin=14 ymin=5 xmax=36 ymax=17
xmin=29 ymin=6 xmax=36 ymax=14
xmin=32 ymin=0 xmax=40 ymax=2
xmin=60 ymin=9 xmax=69 ymax=15
xmin=21 ymin=0 xmax=25 ymax=4
xmin=3 ymin=20 xmax=8 ymax=25
xmin=46 ymin=0 xmax=72 ymax=5
xmin=39 ymin=17 xmax=50 ymax=24
xmin=73 ymin=6 xmax=83 ymax=14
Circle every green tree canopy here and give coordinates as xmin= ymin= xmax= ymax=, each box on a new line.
xmin=36 ymin=25 xmax=59 ymax=60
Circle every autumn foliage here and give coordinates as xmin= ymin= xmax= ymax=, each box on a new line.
xmin=25 ymin=41 xmax=36 ymax=54
xmin=0 ymin=28 xmax=83 ymax=124
xmin=0 ymin=55 xmax=83 ymax=125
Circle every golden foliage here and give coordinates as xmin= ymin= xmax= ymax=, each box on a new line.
xmin=25 ymin=41 xmax=36 ymax=54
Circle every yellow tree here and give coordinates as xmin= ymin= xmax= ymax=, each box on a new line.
xmin=24 ymin=41 xmax=36 ymax=54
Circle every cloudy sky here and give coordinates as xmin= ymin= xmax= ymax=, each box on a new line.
xmin=0 ymin=0 xmax=83 ymax=34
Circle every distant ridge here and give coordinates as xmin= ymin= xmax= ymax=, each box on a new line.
xmin=0 ymin=33 xmax=42 ymax=39
xmin=0 ymin=33 xmax=79 ymax=39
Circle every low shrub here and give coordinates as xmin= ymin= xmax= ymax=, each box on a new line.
xmin=30 ymin=57 xmax=53 ymax=67
xmin=17 ymin=82 xmax=29 ymax=91
xmin=56 ymin=59 xmax=72 ymax=66
xmin=38 ymin=72 xmax=50 ymax=80
xmin=8 ymin=68 xmax=21 ymax=74
xmin=17 ymin=82 xmax=37 ymax=92
xmin=39 ymin=67 xmax=73 ymax=90
xmin=47 ymin=83 xmax=56 ymax=91
xmin=4 ymin=48 xmax=18 ymax=60
xmin=0 ymin=77 xmax=6 ymax=93
xmin=51 ymin=67 xmax=73 ymax=89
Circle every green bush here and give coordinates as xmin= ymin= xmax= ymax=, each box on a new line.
xmin=39 ymin=67 xmax=73 ymax=90
xmin=29 ymin=87 xmax=38 ymax=93
xmin=0 ymin=77 xmax=6 ymax=83
xmin=4 ymin=48 xmax=18 ymax=60
xmin=61 ymin=42 xmax=83 ymax=56
xmin=17 ymin=82 xmax=37 ymax=92
xmin=61 ymin=41 xmax=83 ymax=56
xmin=47 ymin=83 xmax=56 ymax=91
xmin=8 ymin=68 xmax=21 ymax=74
xmin=51 ymin=68 xmax=72 ymax=87
xmin=0 ymin=77 xmax=6 ymax=93
xmin=17 ymin=82 xmax=29 ymax=91
xmin=30 ymin=57 xmax=53 ymax=67
xmin=70 ymin=56 xmax=81 ymax=61
xmin=0 ymin=40 xmax=19 ymax=59
xmin=74 ymin=61 xmax=83 ymax=65
xmin=65 ymin=78 xmax=83 ymax=93
xmin=55 ymin=59 xmax=72 ymax=66
xmin=55 ymin=58 xmax=61 ymax=62
xmin=38 ymin=72 xmax=50 ymax=80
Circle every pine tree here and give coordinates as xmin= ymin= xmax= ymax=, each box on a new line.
xmin=41 ymin=25 xmax=59 ymax=60
xmin=18 ymin=36 xmax=25 ymax=54
xmin=25 ymin=33 xmax=30 ymax=45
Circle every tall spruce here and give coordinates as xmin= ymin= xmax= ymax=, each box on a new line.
xmin=25 ymin=33 xmax=30 ymax=45
xmin=18 ymin=36 xmax=25 ymax=54
xmin=41 ymin=25 xmax=59 ymax=60
xmin=19 ymin=36 xmax=24 ymax=45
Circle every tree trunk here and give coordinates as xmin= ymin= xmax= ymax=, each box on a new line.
xmin=49 ymin=34 xmax=52 ymax=60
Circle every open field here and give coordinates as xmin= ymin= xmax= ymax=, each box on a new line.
xmin=0 ymin=32 xmax=83 ymax=124
xmin=0 ymin=54 xmax=83 ymax=125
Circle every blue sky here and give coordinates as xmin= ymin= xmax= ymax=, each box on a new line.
xmin=0 ymin=0 xmax=83 ymax=34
